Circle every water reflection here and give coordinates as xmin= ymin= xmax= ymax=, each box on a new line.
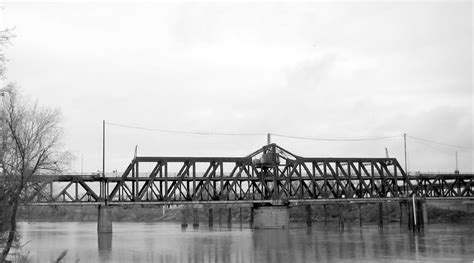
xmin=17 ymin=222 xmax=474 ymax=263
xmin=98 ymin=233 xmax=112 ymax=260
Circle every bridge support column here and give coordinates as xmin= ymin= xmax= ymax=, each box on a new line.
xmin=208 ymin=208 xmax=213 ymax=227
xmin=97 ymin=205 xmax=112 ymax=233
xmin=305 ymin=205 xmax=312 ymax=227
xmin=358 ymin=203 xmax=362 ymax=227
xmin=193 ymin=208 xmax=199 ymax=228
xmin=252 ymin=205 xmax=289 ymax=229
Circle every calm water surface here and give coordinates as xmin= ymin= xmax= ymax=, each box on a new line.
xmin=16 ymin=221 xmax=474 ymax=263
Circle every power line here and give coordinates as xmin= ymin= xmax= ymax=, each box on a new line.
xmin=410 ymin=137 xmax=456 ymax=156
xmin=407 ymin=135 xmax=472 ymax=150
xmin=107 ymin=121 xmax=402 ymax=141
xmin=272 ymin=133 xmax=401 ymax=142
xmin=106 ymin=122 xmax=264 ymax=137
xmin=105 ymin=122 xmax=472 ymax=150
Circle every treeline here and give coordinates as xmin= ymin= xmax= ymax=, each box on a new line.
xmin=17 ymin=203 xmax=472 ymax=224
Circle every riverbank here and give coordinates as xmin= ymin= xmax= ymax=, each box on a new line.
xmin=18 ymin=202 xmax=473 ymax=224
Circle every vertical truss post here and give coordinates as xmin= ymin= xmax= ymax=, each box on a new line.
xmin=75 ymin=180 xmax=78 ymax=202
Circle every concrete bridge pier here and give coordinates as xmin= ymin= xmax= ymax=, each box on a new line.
xmin=252 ymin=204 xmax=289 ymax=229
xmin=97 ymin=205 xmax=112 ymax=233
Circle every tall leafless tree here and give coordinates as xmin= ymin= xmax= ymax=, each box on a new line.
xmin=0 ymin=85 xmax=70 ymax=262
xmin=0 ymin=29 xmax=13 ymax=79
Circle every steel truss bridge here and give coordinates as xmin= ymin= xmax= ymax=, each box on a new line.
xmin=25 ymin=144 xmax=473 ymax=206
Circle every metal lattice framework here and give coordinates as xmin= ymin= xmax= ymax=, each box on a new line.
xmin=24 ymin=144 xmax=473 ymax=205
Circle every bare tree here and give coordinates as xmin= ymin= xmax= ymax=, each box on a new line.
xmin=0 ymin=85 xmax=70 ymax=262
xmin=0 ymin=29 xmax=13 ymax=79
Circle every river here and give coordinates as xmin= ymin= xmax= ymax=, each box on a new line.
xmin=14 ymin=221 xmax=474 ymax=262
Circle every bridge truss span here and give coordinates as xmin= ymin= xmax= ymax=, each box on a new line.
xmin=26 ymin=144 xmax=473 ymax=205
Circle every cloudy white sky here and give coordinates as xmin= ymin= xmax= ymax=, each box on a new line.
xmin=1 ymin=1 xmax=472 ymax=173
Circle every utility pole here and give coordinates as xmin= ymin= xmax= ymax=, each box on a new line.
xmin=81 ymin=153 xmax=83 ymax=175
xmin=404 ymin=133 xmax=407 ymax=174
xmin=102 ymin=120 xmax=106 ymax=200
xmin=455 ymin=151 xmax=459 ymax=174
xmin=102 ymin=120 xmax=105 ymax=177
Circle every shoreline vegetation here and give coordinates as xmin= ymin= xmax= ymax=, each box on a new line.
xmin=18 ymin=203 xmax=473 ymax=224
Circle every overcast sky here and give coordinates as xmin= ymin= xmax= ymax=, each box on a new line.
xmin=1 ymin=1 xmax=472 ymax=173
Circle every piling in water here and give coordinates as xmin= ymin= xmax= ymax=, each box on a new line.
xmin=407 ymin=200 xmax=413 ymax=231
xmin=378 ymin=202 xmax=383 ymax=229
xmin=181 ymin=208 xmax=188 ymax=228
xmin=193 ymin=208 xmax=199 ymax=227
xmin=338 ymin=205 xmax=344 ymax=231
xmin=208 ymin=208 xmax=213 ymax=227
xmin=249 ymin=207 xmax=254 ymax=228
xmin=239 ymin=207 xmax=243 ymax=228
xmin=324 ymin=204 xmax=327 ymax=226
xmin=305 ymin=205 xmax=312 ymax=227
xmin=227 ymin=208 xmax=232 ymax=228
